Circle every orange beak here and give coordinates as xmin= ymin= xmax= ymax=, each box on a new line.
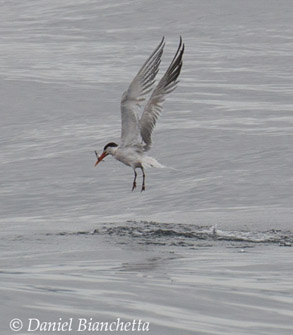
xmin=95 ymin=151 xmax=108 ymax=167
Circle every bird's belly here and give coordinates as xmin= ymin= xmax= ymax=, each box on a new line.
xmin=115 ymin=149 xmax=142 ymax=168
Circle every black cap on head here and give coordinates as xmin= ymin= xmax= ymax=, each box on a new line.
xmin=104 ymin=142 xmax=118 ymax=151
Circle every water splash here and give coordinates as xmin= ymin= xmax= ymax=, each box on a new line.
xmin=49 ymin=221 xmax=293 ymax=248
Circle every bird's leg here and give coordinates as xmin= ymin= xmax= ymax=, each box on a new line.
xmin=132 ymin=169 xmax=137 ymax=191
xmin=141 ymin=167 xmax=146 ymax=192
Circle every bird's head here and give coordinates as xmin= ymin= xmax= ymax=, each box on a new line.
xmin=94 ymin=142 xmax=118 ymax=166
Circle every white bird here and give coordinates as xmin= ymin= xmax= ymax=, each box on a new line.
xmin=95 ymin=37 xmax=184 ymax=191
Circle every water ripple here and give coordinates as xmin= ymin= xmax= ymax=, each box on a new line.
xmin=49 ymin=221 xmax=293 ymax=248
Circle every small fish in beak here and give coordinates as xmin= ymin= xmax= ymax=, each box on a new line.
xmin=94 ymin=150 xmax=108 ymax=166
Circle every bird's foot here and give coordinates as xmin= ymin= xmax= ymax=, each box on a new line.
xmin=132 ymin=182 xmax=136 ymax=191
xmin=141 ymin=184 xmax=145 ymax=192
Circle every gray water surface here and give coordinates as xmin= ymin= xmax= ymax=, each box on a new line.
xmin=1 ymin=0 xmax=293 ymax=334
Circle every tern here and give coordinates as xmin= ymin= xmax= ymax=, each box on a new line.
xmin=95 ymin=37 xmax=184 ymax=191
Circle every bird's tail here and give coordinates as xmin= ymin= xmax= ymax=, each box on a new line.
xmin=142 ymin=156 xmax=165 ymax=168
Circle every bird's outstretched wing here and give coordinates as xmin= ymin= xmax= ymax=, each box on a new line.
xmin=120 ymin=38 xmax=165 ymax=147
xmin=140 ymin=37 xmax=184 ymax=151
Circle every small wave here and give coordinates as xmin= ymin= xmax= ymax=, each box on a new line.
xmin=49 ymin=221 xmax=293 ymax=248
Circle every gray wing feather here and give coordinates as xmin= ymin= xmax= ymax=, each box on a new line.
xmin=120 ymin=38 xmax=165 ymax=147
xmin=140 ymin=37 xmax=184 ymax=151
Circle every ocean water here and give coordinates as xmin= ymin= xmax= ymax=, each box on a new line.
xmin=1 ymin=0 xmax=293 ymax=334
